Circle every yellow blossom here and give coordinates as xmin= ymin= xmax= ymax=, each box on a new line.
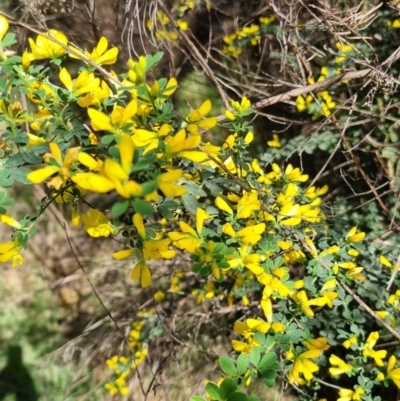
xmin=215 ymin=196 xmax=233 ymax=215
xmin=186 ymin=100 xmax=217 ymax=134
xmin=0 ymin=239 xmax=24 ymax=267
xmin=346 ymin=226 xmax=365 ymax=243
xmin=267 ymin=134 xmax=281 ymax=148
xmin=378 ymin=355 xmax=400 ymax=388
xmin=0 ymin=15 xmax=9 ymax=41
xmin=329 ymin=354 xmax=353 ymax=376
xmin=363 ymin=331 xmax=387 ymax=366
xmin=343 ymin=336 xmax=357 ymax=349
xmin=27 ymin=142 xmax=80 ymax=190
xmin=288 ymin=349 xmax=321 ymax=384
xmin=69 ymin=36 xmax=118 ymax=65
xmin=338 ymin=388 xmax=364 ymax=401
xmin=81 ymin=208 xmax=115 ymax=237
xmin=0 ymin=214 xmax=22 ymax=229
xmin=28 ymin=30 xmax=68 ymax=60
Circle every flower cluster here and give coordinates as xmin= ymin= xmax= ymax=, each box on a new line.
xmin=1 ymin=14 xmax=400 ymax=401
xmin=222 ymin=16 xmax=275 ymax=57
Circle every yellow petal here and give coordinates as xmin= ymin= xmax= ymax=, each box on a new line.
xmin=27 ymin=166 xmax=59 ymax=184
xmin=196 ymin=208 xmax=207 ymax=235
xmin=0 ymin=15 xmax=9 ymax=41
xmin=0 ymin=214 xmax=22 ymax=229
xmin=133 ymin=213 xmax=146 ymax=239
xmin=88 ymin=108 xmax=112 ymax=131
xmin=59 ymin=67 xmax=72 ymax=89
xmin=122 ymin=100 xmax=137 ymax=122
xmin=119 ymin=134 xmax=134 ymax=174
xmin=113 ymin=249 xmax=136 ymax=260
xmin=215 ymin=197 xmax=233 ymax=215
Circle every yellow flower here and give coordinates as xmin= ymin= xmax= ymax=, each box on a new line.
xmin=132 ymin=124 xmax=172 ymax=154
xmin=346 ymin=226 xmax=365 ymax=243
xmin=73 ymin=135 xmax=143 ymax=198
xmin=26 ymin=133 xmax=46 ymax=148
xmin=235 ymin=191 xmax=261 ymax=219
xmin=146 ymin=169 xmax=186 ymax=201
xmin=0 ymin=15 xmax=9 ymax=41
xmin=259 ymin=15 xmax=275 ymax=25
xmin=81 ymin=208 xmax=115 ymax=237
xmin=113 ymin=213 xmax=175 ymax=287
xmin=338 ymin=387 xmax=364 ymax=401
xmin=215 ymin=196 xmax=233 ymax=215
xmin=228 ymin=245 xmax=264 ymax=275
xmin=288 ymin=349 xmax=321 ymax=384
xmin=186 ymin=100 xmax=217 ymax=134
xmin=379 ymin=355 xmax=400 ymax=388
xmin=329 ymin=354 xmax=353 ymax=376
xmin=379 ymin=254 xmax=396 ymax=269
xmin=69 ymin=36 xmax=118 ymax=65
xmin=154 ymin=290 xmax=166 ymax=302
xmin=343 ymin=336 xmax=357 ymax=349
xmin=177 ymin=19 xmax=188 ymax=30
xmin=28 ymin=30 xmax=68 ymax=60
xmin=88 ymin=100 xmax=138 ymax=135
xmin=0 ymin=214 xmax=22 ymax=229
xmin=163 ymin=128 xmax=207 ymax=163
xmin=363 ymin=332 xmax=387 ymax=366
xmin=304 ymin=337 xmax=330 ymax=351
xmin=0 ymin=239 xmax=23 ymax=267
xmin=267 ymin=134 xmax=281 ymax=148
xmin=168 ymin=209 xmax=208 ymax=253
xmin=27 ymin=143 xmax=80 ymax=190
xmin=126 ymin=56 xmax=147 ymax=84
xmin=296 ymin=96 xmax=307 ymax=112
xmin=59 ymin=68 xmax=101 ymax=96
xmin=237 ymin=223 xmax=266 ymax=245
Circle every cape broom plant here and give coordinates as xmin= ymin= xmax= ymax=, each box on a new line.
xmin=1 ymin=14 xmax=400 ymax=401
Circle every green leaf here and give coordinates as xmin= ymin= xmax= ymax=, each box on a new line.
xmin=140 ymin=181 xmax=158 ymax=196
xmin=111 ymin=200 xmax=129 ymax=217
xmin=0 ymin=169 xmax=13 ymax=187
xmin=258 ymin=352 xmax=277 ymax=369
xmin=181 ymin=194 xmax=201 ymax=215
xmin=227 ymin=392 xmax=247 ymax=401
xmin=22 ymin=150 xmax=43 ymax=164
xmin=263 ymin=378 xmax=275 ymax=388
xmin=249 ymin=348 xmax=261 ymax=368
xmin=4 ymin=154 xmax=25 ymax=167
xmin=190 ymin=397 xmax=207 ymax=401
xmin=236 ymin=354 xmax=249 ymax=376
xmin=205 ymin=382 xmax=222 ymax=401
xmin=220 ymin=378 xmax=237 ymax=399
xmin=2 ymin=32 xmax=17 ymax=47
xmin=11 ymin=168 xmax=32 ymax=184
xmin=101 ymin=135 xmax=115 ymax=145
xmin=132 ymin=199 xmax=154 ymax=216
xmin=248 ymin=398 xmax=261 ymax=401
xmin=146 ymin=52 xmax=164 ymax=71
xmin=182 ymin=181 xmax=207 ymax=197
xmin=132 ymin=157 xmax=154 ymax=172
xmin=254 ymin=332 xmax=265 ymax=346
xmin=219 ymin=356 xmax=237 ymax=376
xmin=274 ymin=256 xmax=284 ymax=268
xmin=259 ymin=368 xmax=276 ymax=381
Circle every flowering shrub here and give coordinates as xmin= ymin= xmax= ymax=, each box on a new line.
xmin=1 ymin=11 xmax=400 ymax=401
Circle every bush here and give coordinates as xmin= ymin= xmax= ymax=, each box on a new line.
xmin=1 ymin=6 xmax=400 ymax=401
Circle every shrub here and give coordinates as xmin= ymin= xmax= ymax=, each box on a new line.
xmin=1 ymin=9 xmax=400 ymax=401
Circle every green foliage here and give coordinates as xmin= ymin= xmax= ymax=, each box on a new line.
xmin=2 ymin=3 xmax=400 ymax=401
